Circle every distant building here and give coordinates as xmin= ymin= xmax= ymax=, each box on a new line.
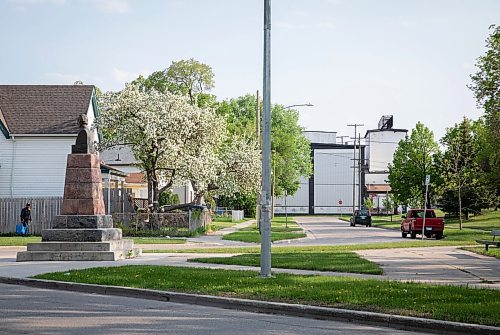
xmin=274 ymin=131 xmax=365 ymax=215
xmin=364 ymin=115 xmax=407 ymax=213
xmin=101 ymin=145 xmax=195 ymax=206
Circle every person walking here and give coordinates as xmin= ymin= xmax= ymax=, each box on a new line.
xmin=20 ymin=203 xmax=31 ymax=237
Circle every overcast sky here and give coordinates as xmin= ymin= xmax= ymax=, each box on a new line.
xmin=1 ymin=0 xmax=498 ymax=140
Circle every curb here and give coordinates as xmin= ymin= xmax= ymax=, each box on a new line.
xmin=0 ymin=276 xmax=498 ymax=335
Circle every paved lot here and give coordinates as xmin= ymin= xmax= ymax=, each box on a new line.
xmin=0 ymin=283 xmax=431 ymax=335
xmin=282 ymin=216 xmax=403 ymax=246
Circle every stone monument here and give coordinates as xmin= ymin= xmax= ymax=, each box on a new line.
xmin=17 ymin=115 xmax=141 ymax=261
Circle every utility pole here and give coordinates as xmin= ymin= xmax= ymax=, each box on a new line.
xmin=348 ymin=124 xmax=363 ymax=214
xmin=256 ymin=90 xmax=260 ymax=228
xmin=338 ymin=135 xmax=349 ymax=145
xmin=260 ymin=0 xmax=272 ymax=278
xmin=358 ymin=132 xmax=362 ymax=208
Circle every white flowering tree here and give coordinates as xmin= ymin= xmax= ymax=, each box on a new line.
xmin=97 ymin=83 xmax=261 ymax=210
xmin=176 ymin=135 xmax=261 ymax=204
xmin=97 ymin=84 xmax=214 ymax=212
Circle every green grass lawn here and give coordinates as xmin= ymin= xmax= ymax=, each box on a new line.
xmin=462 ymin=246 xmax=500 ymax=259
xmin=190 ymin=251 xmax=382 ymax=274
xmin=34 ymin=265 xmax=500 ymax=326
xmin=222 ymin=217 xmax=306 ymax=243
xmin=131 ymin=237 xmax=186 ymax=244
xmin=208 ymin=217 xmax=251 ymax=232
xmin=0 ymin=236 xmax=41 ymax=246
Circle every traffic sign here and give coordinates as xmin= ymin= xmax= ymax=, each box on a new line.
xmin=425 ymin=175 xmax=431 ymax=185
xmin=338 ymin=200 xmax=343 ymax=205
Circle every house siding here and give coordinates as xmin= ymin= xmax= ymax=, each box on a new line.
xmin=0 ymin=99 xmax=98 ymax=198
xmin=0 ymin=136 xmax=73 ymax=197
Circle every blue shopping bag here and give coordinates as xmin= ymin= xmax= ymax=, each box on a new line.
xmin=16 ymin=223 xmax=27 ymax=235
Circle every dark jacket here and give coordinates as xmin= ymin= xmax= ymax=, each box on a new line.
xmin=20 ymin=207 xmax=31 ymax=222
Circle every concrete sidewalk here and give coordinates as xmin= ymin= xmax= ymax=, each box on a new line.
xmin=1 ymin=245 xmax=499 ymax=290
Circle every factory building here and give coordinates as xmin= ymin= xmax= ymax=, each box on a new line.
xmin=274 ymin=116 xmax=406 ymax=215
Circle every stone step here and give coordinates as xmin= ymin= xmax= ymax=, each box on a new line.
xmin=17 ymin=251 xmax=118 ymax=261
xmin=16 ymin=248 xmax=142 ymax=262
xmin=42 ymin=228 xmax=122 ymax=242
xmin=52 ymin=215 xmax=113 ymax=229
xmin=27 ymin=240 xmax=134 ymax=252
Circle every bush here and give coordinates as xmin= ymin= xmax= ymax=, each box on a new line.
xmin=218 ymin=193 xmax=256 ymax=218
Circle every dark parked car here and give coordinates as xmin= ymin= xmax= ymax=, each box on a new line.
xmin=350 ymin=209 xmax=372 ymax=227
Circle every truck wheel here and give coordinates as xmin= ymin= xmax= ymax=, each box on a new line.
xmin=435 ymin=232 xmax=443 ymax=240
xmin=410 ymin=230 xmax=417 ymax=239
xmin=402 ymin=231 xmax=407 ymax=238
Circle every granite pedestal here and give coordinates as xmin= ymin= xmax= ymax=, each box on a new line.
xmin=17 ymin=149 xmax=141 ymax=262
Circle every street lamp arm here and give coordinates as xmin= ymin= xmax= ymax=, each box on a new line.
xmin=284 ymin=103 xmax=313 ymax=109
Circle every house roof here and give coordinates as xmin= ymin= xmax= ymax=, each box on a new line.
xmin=0 ymin=85 xmax=95 ymax=136
xmin=126 ymin=172 xmax=146 ymax=184
xmin=101 ymin=145 xmax=139 ymax=166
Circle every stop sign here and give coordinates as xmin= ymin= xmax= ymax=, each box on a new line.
xmin=338 ymin=200 xmax=343 ymax=205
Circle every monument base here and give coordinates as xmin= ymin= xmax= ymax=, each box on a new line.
xmin=17 ymin=215 xmax=141 ymax=262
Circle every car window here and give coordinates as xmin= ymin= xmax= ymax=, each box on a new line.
xmin=359 ymin=210 xmax=370 ymax=216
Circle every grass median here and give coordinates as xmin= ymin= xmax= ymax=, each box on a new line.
xmin=34 ymin=265 xmax=500 ymax=326
xmin=222 ymin=217 xmax=306 ymax=243
xmin=190 ymin=251 xmax=383 ymax=274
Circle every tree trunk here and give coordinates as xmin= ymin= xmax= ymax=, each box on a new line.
xmin=458 ymin=185 xmax=463 ymax=230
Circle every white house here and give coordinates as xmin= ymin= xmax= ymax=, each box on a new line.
xmin=0 ymin=85 xmax=99 ymax=197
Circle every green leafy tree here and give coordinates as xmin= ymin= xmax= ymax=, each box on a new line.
xmin=132 ymin=58 xmax=217 ymax=107
xmin=439 ymin=118 xmax=493 ymax=226
xmin=382 ymin=194 xmax=395 ymax=216
xmin=217 ymin=94 xmax=313 ymax=197
xmin=388 ymin=122 xmax=440 ymax=208
xmin=469 ymin=25 xmax=500 ymax=205
xmin=364 ymin=197 xmax=374 ymax=211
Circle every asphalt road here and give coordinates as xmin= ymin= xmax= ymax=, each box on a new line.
xmin=0 ymin=283 xmax=430 ymax=335
xmin=279 ymin=216 xmax=403 ymax=246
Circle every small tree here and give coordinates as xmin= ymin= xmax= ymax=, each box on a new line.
xmin=388 ymin=122 xmax=440 ymax=208
xmin=439 ymin=118 xmax=493 ymax=227
xmin=382 ymin=194 xmax=395 ymax=221
xmin=364 ymin=197 xmax=374 ymax=212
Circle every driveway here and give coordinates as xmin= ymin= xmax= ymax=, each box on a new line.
xmin=278 ymin=216 xmax=402 ymax=246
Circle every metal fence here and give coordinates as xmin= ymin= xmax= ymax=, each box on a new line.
xmin=0 ymin=197 xmax=63 ymax=234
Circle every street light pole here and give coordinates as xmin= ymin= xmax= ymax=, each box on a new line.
xmin=348 ymin=124 xmax=363 ymax=214
xmin=284 ymin=103 xmax=313 ymax=109
xmin=260 ymin=0 xmax=272 ymax=278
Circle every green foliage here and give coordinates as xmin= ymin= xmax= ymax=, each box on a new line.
xmin=217 ymin=94 xmax=313 ymax=197
xmin=217 ymin=193 xmax=257 ymax=218
xmin=158 ymin=190 xmax=180 ymax=207
xmin=36 ymin=265 xmax=500 ymax=326
xmin=364 ymin=197 xmax=374 ymax=210
xmin=438 ymin=118 xmax=493 ymax=221
xmin=133 ymin=58 xmax=216 ymax=107
xmin=388 ymin=122 xmax=440 ymax=207
xmin=469 ymin=25 xmax=500 ymax=202
xmin=382 ymin=194 xmax=395 ymax=214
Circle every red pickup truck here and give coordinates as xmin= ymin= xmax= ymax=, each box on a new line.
xmin=401 ymin=209 xmax=444 ymax=239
